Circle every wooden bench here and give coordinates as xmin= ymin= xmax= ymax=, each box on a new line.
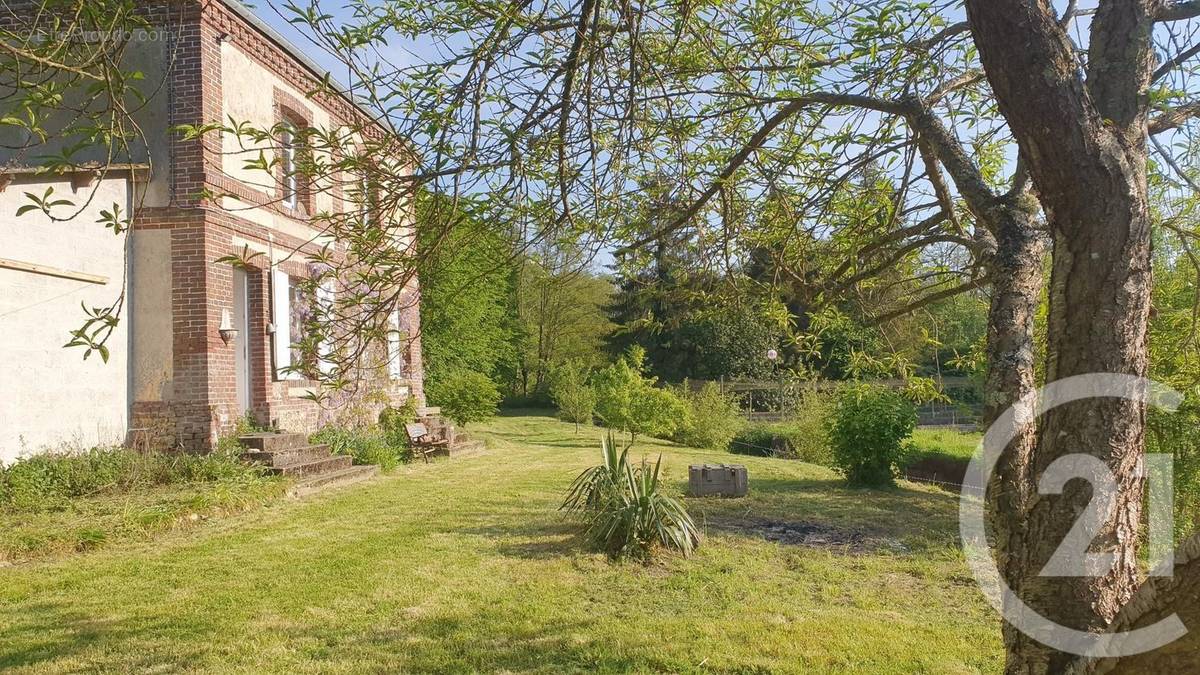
xmin=405 ymin=423 xmax=449 ymax=463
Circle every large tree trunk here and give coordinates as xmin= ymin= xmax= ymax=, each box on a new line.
xmin=965 ymin=1 xmax=1157 ymax=672
xmin=980 ymin=205 xmax=1049 ymax=665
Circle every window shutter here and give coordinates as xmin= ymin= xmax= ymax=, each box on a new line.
xmin=272 ymin=270 xmax=291 ymax=380
xmin=388 ymin=310 xmax=403 ymax=380
xmin=317 ymin=281 xmax=335 ymax=377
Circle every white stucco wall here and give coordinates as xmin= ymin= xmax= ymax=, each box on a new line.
xmin=131 ymin=229 xmax=174 ymax=403
xmin=0 ymin=176 xmax=132 ymax=462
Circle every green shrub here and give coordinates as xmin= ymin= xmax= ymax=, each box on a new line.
xmin=784 ymin=388 xmax=836 ymax=464
xmin=593 ymin=353 xmax=643 ymax=434
xmin=629 ymin=385 xmax=690 ymax=441
xmin=436 ymin=370 xmax=501 ymax=427
xmin=675 ymin=382 xmax=745 ymax=450
xmin=550 ymin=361 xmax=597 ymax=431
xmin=730 ymin=425 xmax=782 ymax=458
xmin=561 ymin=432 xmax=700 ymax=560
xmin=594 ymin=348 xmax=689 ymax=442
xmin=728 ymin=390 xmax=835 ymax=465
xmin=312 ymin=426 xmax=401 ymax=472
xmin=1147 ymin=398 xmax=1200 ymax=543
xmin=826 ymin=385 xmax=917 ymax=487
xmin=0 ymin=446 xmax=270 ymax=513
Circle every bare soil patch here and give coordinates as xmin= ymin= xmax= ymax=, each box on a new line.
xmin=707 ymin=517 xmax=908 ymax=553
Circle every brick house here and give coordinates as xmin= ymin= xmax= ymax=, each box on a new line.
xmin=0 ymin=0 xmax=425 ymax=461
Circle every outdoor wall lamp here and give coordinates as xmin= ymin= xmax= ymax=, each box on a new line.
xmin=219 ymin=309 xmax=239 ymax=346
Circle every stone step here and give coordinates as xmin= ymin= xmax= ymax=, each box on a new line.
xmin=268 ymin=454 xmax=353 ymax=478
xmin=288 ymin=465 xmax=380 ymax=498
xmin=243 ymin=444 xmax=331 ymax=468
xmin=429 ymin=440 xmax=485 ymax=460
xmin=416 ymin=406 xmax=442 ymax=417
xmin=452 ymin=440 xmax=485 ymax=456
xmin=240 ymin=432 xmax=309 ymax=452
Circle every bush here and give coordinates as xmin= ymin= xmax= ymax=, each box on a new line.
xmin=436 ymin=370 xmax=501 ymax=427
xmin=1147 ymin=398 xmax=1200 ymax=543
xmin=593 ymin=354 xmax=643 ymax=434
xmin=312 ymin=426 xmax=401 ymax=472
xmin=550 ymin=362 xmax=597 ymax=431
xmin=594 ymin=348 xmax=689 ymax=442
xmin=0 ymin=446 xmax=269 ymax=513
xmin=629 ymin=385 xmax=690 ymax=441
xmin=727 ymin=390 xmax=835 ymax=465
xmin=784 ymin=387 xmax=836 ymax=464
xmin=675 ymin=382 xmax=745 ymax=451
xmin=561 ymin=432 xmax=700 ymax=560
xmin=826 ymin=385 xmax=917 ymax=487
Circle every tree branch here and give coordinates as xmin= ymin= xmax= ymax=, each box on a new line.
xmin=1153 ymin=42 xmax=1200 ymax=82
xmin=616 ymin=88 xmax=1002 ymax=254
xmin=1158 ymin=0 xmax=1200 ymax=22
xmin=616 ymin=97 xmax=807 ymax=252
xmin=867 ymin=275 xmax=990 ymax=326
xmin=1149 ymin=101 xmax=1200 ymax=134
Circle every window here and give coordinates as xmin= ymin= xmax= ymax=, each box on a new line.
xmin=316 ymin=282 xmax=335 ymax=377
xmin=388 ymin=310 xmax=407 ymax=380
xmin=280 ymin=122 xmax=298 ymax=209
xmin=288 ymin=277 xmax=307 ymax=369
xmin=272 ymin=271 xmax=316 ymax=381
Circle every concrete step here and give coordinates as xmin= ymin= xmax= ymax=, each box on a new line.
xmin=240 ymin=432 xmax=309 ymax=452
xmin=288 ymin=465 xmax=380 ymax=498
xmin=242 ymin=444 xmax=331 ymax=468
xmin=268 ymin=454 xmax=353 ymax=478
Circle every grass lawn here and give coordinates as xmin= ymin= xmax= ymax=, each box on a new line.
xmin=0 ymin=477 xmax=285 ymax=562
xmin=0 ymin=411 xmax=1002 ymax=673
xmin=908 ymin=428 xmax=983 ymax=464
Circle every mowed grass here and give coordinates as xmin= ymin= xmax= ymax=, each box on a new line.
xmin=0 ymin=411 xmax=1002 ymax=673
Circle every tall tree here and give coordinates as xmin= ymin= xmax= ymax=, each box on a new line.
xmin=515 ymin=253 xmax=614 ymax=398
xmin=416 ymin=194 xmax=521 ymax=400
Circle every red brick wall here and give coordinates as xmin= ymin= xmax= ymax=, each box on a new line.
xmin=129 ymin=0 xmax=424 ymax=451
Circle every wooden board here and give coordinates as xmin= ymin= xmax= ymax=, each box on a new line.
xmin=0 ymin=257 xmax=109 ymax=285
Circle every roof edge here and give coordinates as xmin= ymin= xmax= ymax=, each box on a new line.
xmin=219 ymin=0 xmax=384 ymax=129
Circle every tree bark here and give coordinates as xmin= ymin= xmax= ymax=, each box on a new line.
xmin=979 ymin=202 xmax=1049 ymax=662
xmin=965 ymin=0 xmax=1157 ymax=672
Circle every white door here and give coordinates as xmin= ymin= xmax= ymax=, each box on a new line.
xmin=233 ymin=268 xmax=251 ymax=414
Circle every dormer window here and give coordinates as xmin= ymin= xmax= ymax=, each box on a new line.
xmin=280 ymin=122 xmax=298 ymax=209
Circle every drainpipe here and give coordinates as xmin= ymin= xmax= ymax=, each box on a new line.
xmin=125 ymin=175 xmax=136 ymax=438
xmin=267 ymin=232 xmax=277 ymax=380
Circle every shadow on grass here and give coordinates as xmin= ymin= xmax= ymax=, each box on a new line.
xmin=460 ymin=518 xmax=585 ymax=560
xmin=683 ymin=477 xmax=963 ymax=551
xmin=497 ymin=408 xmax=558 ymax=419
xmin=0 ymin=602 xmax=205 ymax=672
xmin=298 ymin=611 xmax=674 ymax=673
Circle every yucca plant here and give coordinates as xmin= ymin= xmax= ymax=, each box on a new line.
xmin=561 ymin=432 xmax=701 ymax=560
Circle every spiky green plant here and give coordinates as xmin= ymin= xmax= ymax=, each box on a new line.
xmin=561 ymin=433 xmax=700 ymax=560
